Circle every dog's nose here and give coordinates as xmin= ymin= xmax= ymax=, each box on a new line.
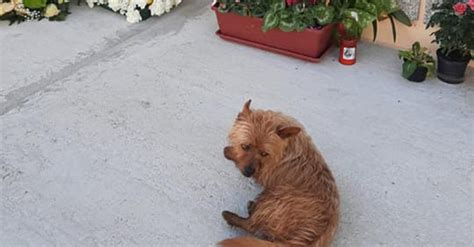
xmin=223 ymin=147 xmax=233 ymax=160
xmin=243 ymin=165 xmax=255 ymax=177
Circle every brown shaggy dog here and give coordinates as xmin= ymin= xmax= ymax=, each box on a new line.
xmin=219 ymin=100 xmax=340 ymax=247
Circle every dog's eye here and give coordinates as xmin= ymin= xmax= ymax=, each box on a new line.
xmin=260 ymin=151 xmax=268 ymax=157
xmin=241 ymin=144 xmax=251 ymax=151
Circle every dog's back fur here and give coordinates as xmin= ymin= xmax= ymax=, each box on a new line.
xmin=220 ymin=100 xmax=339 ymax=247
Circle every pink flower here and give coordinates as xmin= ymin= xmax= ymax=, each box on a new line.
xmin=286 ymin=0 xmax=299 ymax=5
xmin=453 ymin=2 xmax=467 ymax=16
xmin=468 ymin=0 xmax=474 ymax=10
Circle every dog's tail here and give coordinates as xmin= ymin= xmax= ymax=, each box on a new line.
xmin=218 ymin=237 xmax=280 ymax=247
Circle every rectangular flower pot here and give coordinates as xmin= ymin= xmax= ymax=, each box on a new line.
xmin=212 ymin=5 xmax=334 ymax=62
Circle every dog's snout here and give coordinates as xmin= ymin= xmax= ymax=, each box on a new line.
xmin=223 ymin=146 xmax=233 ymax=160
xmin=243 ymin=165 xmax=255 ymax=177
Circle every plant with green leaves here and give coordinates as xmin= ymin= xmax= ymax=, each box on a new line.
xmin=399 ymin=42 xmax=436 ymax=79
xmin=262 ymin=0 xmax=335 ymax=32
xmin=331 ymin=0 xmax=412 ymax=41
xmin=218 ymin=0 xmax=336 ymax=32
xmin=426 ymin=0 xmax=473 ymax=59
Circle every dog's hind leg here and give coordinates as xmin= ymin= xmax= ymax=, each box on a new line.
xmin=222 ymin=211 xmax=252 ymax=232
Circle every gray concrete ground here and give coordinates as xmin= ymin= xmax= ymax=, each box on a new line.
xmin=1 ymin=1 xmax=473 ymax=246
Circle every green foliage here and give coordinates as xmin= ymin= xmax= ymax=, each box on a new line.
xmin=399 ymin=42 xmax=436 ymax=79
xmin=23 ymin=0 xmax=47 ymax=9
xmin=218 ymin=0 xmax=272 ymax=17
xmin=331 ymin=0 xmax=412 ymax=41
xmin=218 ymin=0 xmax=335 ymax=32
xmin=262 ymin=1 xmax=335 ymax=32
xmin=217 ymin=0 xmax=411 ymax=36
xmin=426 ymin=0 xmax=473 ymax=58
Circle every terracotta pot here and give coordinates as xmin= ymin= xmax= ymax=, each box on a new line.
xmin=212 ymin=4 xmax=334 ymax=62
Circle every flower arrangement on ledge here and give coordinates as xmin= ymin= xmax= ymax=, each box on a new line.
xmin=0 ymin=0 xmax=71 ymax=24
xmin=0 ymin=0 xmax=181 ymax=24
xmin=85 ymin=0 xmax=182 ymax=23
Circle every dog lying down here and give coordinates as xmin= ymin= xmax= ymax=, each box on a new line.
xmin=220 ymin=100 xmax=340 ymax=247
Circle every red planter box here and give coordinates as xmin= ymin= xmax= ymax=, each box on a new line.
xmin=212 ymin=5 xmax=334 ymax=62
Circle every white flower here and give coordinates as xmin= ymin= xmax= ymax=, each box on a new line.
xmin=85 ymin=0 xmax=96 ymax=8
xmin=108 ymin=0 xmax=122 ymax=11
xmin=134 ymin=0 xmax=147 ymax=9
xmin=44 ymin=3 xmax=60 ymax=17
xmin=164 ymin=0 xmax=173 ymax=12
xmin=149 ymin=0 xmax=165 ymax=16
xmin=175 ymin=0 xmax=181 ymax=5
xmin=126 ymin=9 xmax=142 ymax=23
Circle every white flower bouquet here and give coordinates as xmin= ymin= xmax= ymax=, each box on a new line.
xmin=86 ymin=0 xmax=182 ymax=23
xmin=0 ymin=0 xmax=181 ymax=24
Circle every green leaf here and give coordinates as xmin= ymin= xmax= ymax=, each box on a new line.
xmin=402 ymin=61 xmax=417 ymax=79
xmin=280 ymin=11 xmax=291 ymax=20
xmin=391 ymin=10 xmax=412 ymax=27
xmin=23 ymin=0 xmax=47 ymax=9
xmin=344 ymin=9 xmax=377 ymax=29
xmin=342 ymin=17 xmax=360 ymax=38
xmin=422 ymin=62 xmax=436 ymax=78
xmin=398 ymin=50 xmax=413 ymax=60
xmin=271 ymin=0 xmax=285 ymax=12
xmin=368 ymin=0 xmax=385 ymax=15
xmin=384 ymin=0 xmax=400 ymax=14
xmin=279 ymin=17 xmax=298 ymax=32
xmin=412 ymin=42 xmax=421 ymax=55
xmin=262 ymin=12 xmax=279 ymax=32
xmin=371 ymin=20 xmax=377 ymax=42
xmin=296 ymin=21 xmax=307 ymax=32
xmin=355 ymin=0 xmax=377 ymax=16
xmin=388 ymin=14 xmax=396 ymax=42
xmin=311 ymin=5 xmax=335 ymax=26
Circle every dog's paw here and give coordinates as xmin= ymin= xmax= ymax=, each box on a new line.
xmin=222 ymin=210 xmax=239 ymax=226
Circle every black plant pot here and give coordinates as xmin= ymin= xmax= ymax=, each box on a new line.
xmin=436 ymin=49 xmax=471 ymax=84
xmin=407 ymin=66 xmax=428 ymax=82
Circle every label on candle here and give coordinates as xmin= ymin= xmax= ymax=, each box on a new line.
xmin=343 ymin=47 xmax=356 ymax=60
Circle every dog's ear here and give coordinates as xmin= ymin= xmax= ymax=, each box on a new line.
xmin=276 ymin=126 xmax=301 ymax=139
xmin=237 ymin=99 xmax=252 ymax=120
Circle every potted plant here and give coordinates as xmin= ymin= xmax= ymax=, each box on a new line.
xmin=426 ymin=0 xmax=473 ymax=84
xmin=331 ymin=0 xmax=412 ymax=65
xmin=213 ymin=0 xmax=336 ymax=62
xmin=399 ymin=42 xmax=436 ymax=82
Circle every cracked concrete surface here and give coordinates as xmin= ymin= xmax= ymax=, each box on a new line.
xmin=1 ymin=1 xmax=473 ymax=246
